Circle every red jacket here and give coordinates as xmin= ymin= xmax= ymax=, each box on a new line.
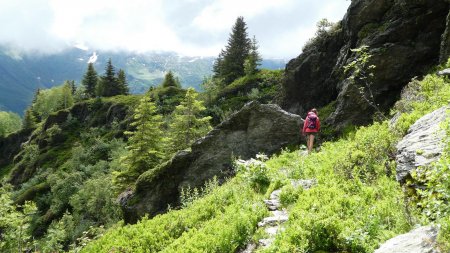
xmin=303 ymin=112 xmax=320 ymax=133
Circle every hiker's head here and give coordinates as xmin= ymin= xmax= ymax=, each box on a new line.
xmin=311 ymin=108 xmax=318 ymax=115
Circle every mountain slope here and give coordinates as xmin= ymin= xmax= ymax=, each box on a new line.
xmin=0 ymin=48 xmax=286 ymax=114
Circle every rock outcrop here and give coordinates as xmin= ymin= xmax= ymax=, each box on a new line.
xmin=282 ymin=0 xmax=449 ymax=129
xmin=396 ymin=106 xmax=448 ymax=183
xmin=0 ymin=129 xmax=32 ymax=168
xmin=121 ymin=102 xmax=303 ymax=223
xmin=374 ymin=226 xmax=439 ymax=253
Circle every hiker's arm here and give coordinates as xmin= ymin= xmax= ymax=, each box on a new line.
xmin=302 ymin=118 xmax=307 ymax=134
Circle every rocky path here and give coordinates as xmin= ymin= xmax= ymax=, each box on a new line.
xmin=239 ymin=189 xmax=288 ymax=252
xmin=239 ymin=179 xmax=316 ymax=253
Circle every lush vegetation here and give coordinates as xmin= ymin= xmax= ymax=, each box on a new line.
xmin=77 ymin=117 xmax=408 ymax=252
xmin=203 ymin=69 xmax=283 ymax=124
xmin=0 ymin=111 xmax=21 ymax=137
xmin=76 ymin=61 xmax=450 ymax=252
xmin=81 ymin=178 xmax=266 ymax=253
xmin=1 ymin=14 xmax=449 ymax=252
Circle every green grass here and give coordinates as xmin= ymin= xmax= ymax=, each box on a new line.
xmin=261 ymin=122 xmax=410 ymax=252
xmin=81 ymin=178 xmax=266 ymax=253
xmin=82 ymin=121 xmax=414 ymax=253
xmin=81 ymin=67 xmax=450 ymax=252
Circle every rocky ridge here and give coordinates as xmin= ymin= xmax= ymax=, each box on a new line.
xmin=282 ymin=0 xmax=450 ymax=129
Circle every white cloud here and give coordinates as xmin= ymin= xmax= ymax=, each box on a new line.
xmin=0 ymin=0 xmax=350 ymax=58
xmin=192 ymin=0 xmax=292 ymax=31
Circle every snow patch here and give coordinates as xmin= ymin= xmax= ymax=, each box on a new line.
xmin=88 ymin=52 xmax=98 ymax=64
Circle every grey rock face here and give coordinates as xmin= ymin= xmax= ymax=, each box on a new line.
xmin=396 ymin=106 xmax=448 ymax=183
xmin=282 ymin=0 xmax=449 ymax=129
xmin=440 ymin=9 xmax=450 ymax=63
xmin=437 ymin=68 xmax=450 ymax=76
xmin=374 ymin=226 xmax=439 ymax=253
xmin=122 ymin=102 xmax=302 ymax=223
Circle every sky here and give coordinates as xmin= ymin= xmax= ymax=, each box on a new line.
xmin=0 ymin=0 xmax=350 ymax=59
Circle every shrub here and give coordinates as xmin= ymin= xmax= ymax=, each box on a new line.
xmin=81 ymin=178 xmax=266 ymax=253
xmin=235 ymin=154 xmax=271 ymax=192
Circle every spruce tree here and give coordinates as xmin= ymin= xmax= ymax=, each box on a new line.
xmin=244 ymin=36 xmax=262 ymax=76
xmin=82 ymin=63 xmax=98 ymax=98
xmin=161 ymin=71 xmax=181 ymax=88
xmin=97 ymin=59 xmax=122 ymax=97
xmin=116 ymin=69 xmax=129 ymax=95
xmin=168 ymin=88 xmax=212 ymax=153
xmin=22 ymin=108 xmax=37 ymax=130
xmin=30 ymin=88 xmax=41 ymax=122
xmin=215 ymin=16 xmax=252 ymax=84
xmin=120 ymin=94 xmax=165 ymax=183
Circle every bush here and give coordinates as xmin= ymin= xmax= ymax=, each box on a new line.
xmin=81 ymin=178 xmax=266 ymax=253
xmin=235 ymin=154 xmax=271 ymax=192
xmin=262 ymin=122 xmax=410 ymax=252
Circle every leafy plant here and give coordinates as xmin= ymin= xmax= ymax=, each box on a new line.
xmin=344 ymin=45 xmax=386 ymax=121
xmin=235 ymin=154 xmax=271 ymax=192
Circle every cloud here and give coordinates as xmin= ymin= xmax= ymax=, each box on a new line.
xmin=0 ymin=0 xmax=350 ymax=58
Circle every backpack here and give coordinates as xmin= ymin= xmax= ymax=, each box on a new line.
xmin=307 ymin=114 xmax=317 ymax=129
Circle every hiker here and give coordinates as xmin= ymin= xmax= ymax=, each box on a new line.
xmin=302 ymin=108 xmax=320 ymax=154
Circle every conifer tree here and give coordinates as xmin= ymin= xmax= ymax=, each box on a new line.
xmin=161 ymin=71 xmax=181 ymax=88
xmin=97 ymin=59 xmax=123 ymax=97
xmin=214 ymin=16 xmax=252 ymax=84
xmin=116 ymin=69 xmax=129 ymax=95
xmin=244 ymin=36 xmax=262 ymax=76
xmin=212 ymin=50 xmax=225 ymax=80
xmin=30 ymin=88 xmax=41 ymax=122
xmin=120 ymin=94 xmax=165 ymax=183
xmin=168 ymin=88 xmax=212 ymax=153
xmin=22 ymin=108 xmax=37 ymax=130
xmin=82 ymin=63 xmax=98 ymax=98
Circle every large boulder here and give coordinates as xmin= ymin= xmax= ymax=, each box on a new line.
xmin=396 ymin=106 xmax=448 ymax=183
xmin=282 ymin=0 xmax=449 ymax=129
xmin=374 ymin=226 xmax=439 ymax=253
xmin=121 ymin=102 xmax=303 ymax=223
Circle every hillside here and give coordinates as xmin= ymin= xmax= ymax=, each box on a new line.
xmin=0 ymin=0 xmax=450 ymax=252
xmin=0 ymin=47 xmax=286 ymax=114
xmin=80 ymin=66 xmax=450 ymax=252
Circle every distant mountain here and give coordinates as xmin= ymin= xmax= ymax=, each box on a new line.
xmin=0 ymin=48 xmax=286 ymax=114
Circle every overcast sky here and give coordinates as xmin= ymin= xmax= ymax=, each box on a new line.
xmin=0 ymin=0 xmax=350 ymax=59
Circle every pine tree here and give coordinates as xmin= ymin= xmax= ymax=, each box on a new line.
xmin=97 ymin=59 xmax=123 ymax=97
xmin=212 ymin=50 xmax=225 ymax=80
xmin=120 ymin=95 xmax=165 ymax=183
xmin=22 ymin=108 xmax=37 ymax=130
xmin=30 ymin=88 xmax=41 ymax=122
xmin=81 ymin=63 xmax=98 ymax=98
xmin=244 ymin=36 xmax=262 ymax=76
xmin=215 ymin=16 xmax=252 ymax=84
xmin=67 ymin=80 xmax=76 ymax=95
xmin=168 ymin=88 xmax=212 ymax=153
xmin=161 ymin=71 xmax=181 ymax=88
xmin=116 ymin=69 xmax=129 ymax=95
